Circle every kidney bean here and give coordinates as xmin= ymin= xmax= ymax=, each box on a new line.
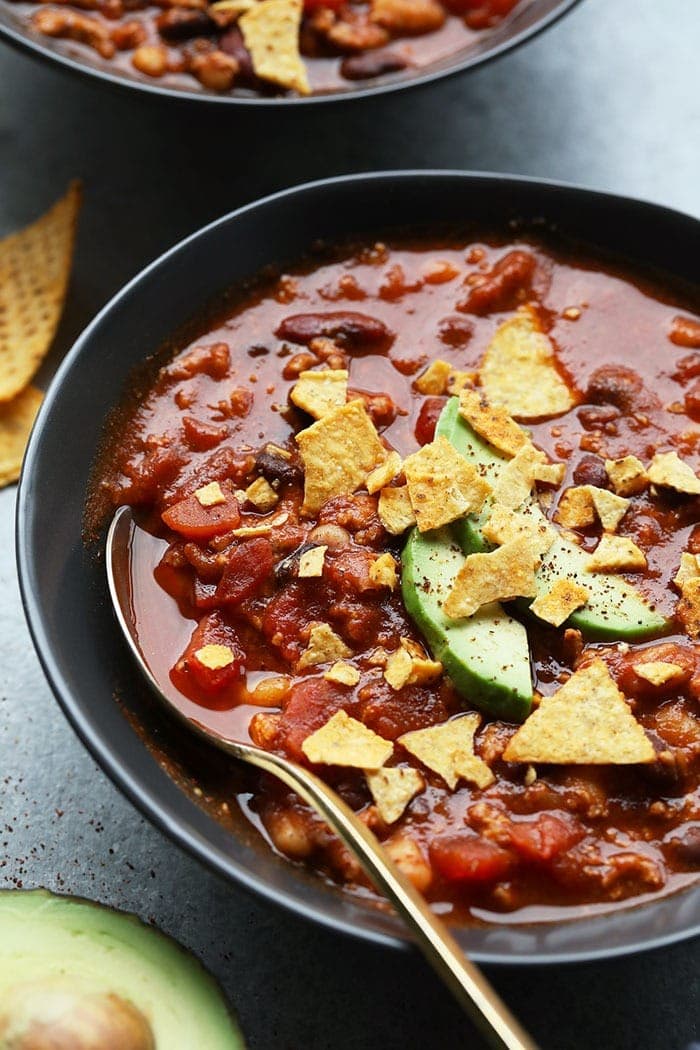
xmin=276 ymin=312 xmax=393 ymax=349
xmin=669 ymin=315 xmax=700 ymax=349
xmin=665 ymin=825 xmax=700 ymax=865
xmin=282 ymin=351 xmax=317 ymax=379
xmin=340 ymin=48 xmax=407 ymax=79
xmin=572 ymin=454 xmax=608 ymax=488
xmin=585 ymin=364 xmax=654 ymax=414
xmin=437 ymin=314 xmax=473 ymax=348
xmin=254 ymin=448 xmax=302 ymax=487
xmin=672 ymin=353 xmax=700 ymax=382
xmin=458 ymin=250 xmax=536 ymax=316
xmin=218 ymin=27 xmax=255 ymax=80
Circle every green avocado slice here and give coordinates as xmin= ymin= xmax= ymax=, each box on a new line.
xmin=436 ymin=396 xmax=669 ymax=641
xmin=0 ymin=890 xmax=244 ymax=1049
xmin=402 ymin=525 xmax=533 ymax=722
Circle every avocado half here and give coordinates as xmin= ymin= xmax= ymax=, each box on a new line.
xmin=0 ymin=890 xmax=244 ymax=1050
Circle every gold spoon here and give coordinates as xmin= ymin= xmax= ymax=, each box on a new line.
xmin=107 ymin=505 xmax=538 ymax=1050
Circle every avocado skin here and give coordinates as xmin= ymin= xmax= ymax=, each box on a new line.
xmin=0 ymin=890 xmax=244 ymax=1049
xmin=437 ymin=397 xmax=669 ymax=642
xmin=402 ymin=526 xmax=532 ymax=723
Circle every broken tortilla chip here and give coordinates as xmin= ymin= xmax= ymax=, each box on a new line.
xmin=365 ymin=449 xmax=402 ymax=495
xmin=377 ymin=485 xmax=415 ymax=535
xmin=605 ymin=455 xmax=649 ymax=496
xmin=194 ymin=643 xmax=235 ymax=670
xmin=290 ymin=368 xmax=347 ymax=419
xmin=323 ymin=661 xmax=360 ymax=687
xmin=503 ymin=660 xmax=655 ymax=765
xmin=0 ymin=182 xmax=80 ymax=404
xmin=491 ymin=444 xmax=550 ymax=510
xmin=530 ymin=579 xmax=590 ymax=627
xmin=245 ymin=476 xmax=279 ymax=511
xmin=633 ymin=661 xmax=685 ymax=687
xmin=674 ymin=553 xmax=700 ymax=589
xmin=384 ymin=642 xmax=442 ymax=691
xmin=648 ymin=451 xmax=700 ymax=495
xmin=443 ymin=536 xmax=540 ymax=619
xmin=369 ymin=552 xmax=398 ymax=590
xmin=587 ymin=486 xmax=629 ymax=532
xmin=194 ymin=481 xmax=226 ymax=507
xmin=298 ymin=545 xmax=327 ymax=578
xmin=239 ymin=0 xmax=310 ymax=95
xmin=404 ymin=434 xmax=490 ymax=532
xmin=296 ymin=399 xmax=385 ymax=515
xmin=297 ymin=622 xmax=352 ymax=668
xmin=482 ymin=504 xmax=555 ymax=557
xmin=478 ymin=305 xmax=575 ymax=419
xmin=678 ymin=577 xmax=700 ymax=639
xmin=414 ymin=359 xmax=451 ymax=395
xmin=366 ymin=766 xmax=425 ymax=824
xmin=0 ymin=385 xmax=43 ymax=488
xmin=399 ymin=713 xmax=494 ymax=790
xmin=458 ymin=388 xmax=528 ymax=457
xmin=302 ymin=710 xmax=392 ymax=769
xmin=587 ymin=534 xmax=647 ymax=573
xmin=554 ymin=486 xmax=596 ymax=528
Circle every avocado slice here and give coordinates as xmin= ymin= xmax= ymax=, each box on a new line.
xmin=0 ymin=890 xmax=244 ymax=1049
xmin=436 ymin=397 xmax=668 ymax=641
xmin=402 ymin=525 xmax=533 ymax=722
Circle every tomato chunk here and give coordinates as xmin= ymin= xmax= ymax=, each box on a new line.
xmin=215 ymin=537 xmax=274 ymax=605
xmin=414 ymin=397 xmax=446 ymax=445
xmin=176 ymin=612 xmax=245 ymax=693
xmin=507 ymin=813 xmax=585 ymax=864
xmin=162 ymin=487 xmax=241 ymax=539
xmin=279 ymin=678 xmax=358 ymax=763
xmin=429 ymin=835 xmax=513 ymax=884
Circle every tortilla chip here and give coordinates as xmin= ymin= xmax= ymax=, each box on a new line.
xmin=587 ymin=534 xmax=647 ymax=573
xmin=530 ymin=579 xmax=590 ymax=627
xmin=587 ymin=486 xmax=630 ymax=532
xmin=404 ymin=434 xmax=491 ymax=532
xmin=369 ymin=552 xmax=397 ymax=590
xmin=239 ymin=0 xmax=310 ymax=95
xmin=296 ymin=399 xmax=385 ymax=515
xmin=399 ymin=714 xmax=494 ymax=790
xmin=323 ymin=661 xmax=360 ymax=686
xmin=377 ymin=485 xmax=416 ymax=535
xmin=415 ymin=359 xmax=451 ymax=395
xmin=245 ymin=476 xmax=279 ymax=511
xmin=648 ymin=451 xmax=700 ymax=495
xmin=0 ymin=183 xmax=80 ymax=404
xmin=194 ymin=643 xmax=235 ymax=669
xmin=297 ymin=622 xmax=352 ymax=668
xmin=482 ymin=504 xmax=555 ymax=557
xmin=478 ymin=305 xmax=575 ymax=419
xmin=366 ymin=766 xmax=425 ymax=824
xmin=0 ymin=385 xmax=43 ymax=487
xmin=446 ymin=369 xmax=476 ymax=395
xmin=443 ymin=536 xmax=540 ymax=619
xmin=678 ymin=577 xmax=700 ymax=639
xmin=366 ymin=450 xmax=402 ymax=495
xmin=605 ymin=455 xmax=649 ymax=496
xmin=633 ymin=661 xmax=685 ymax=687
xmin=533 ymin=459 xmax=566 ymax=486
xmin=302 ymin=710 xmax=392 ymax=769
xmin=290 ymin=369 xmax=348 ymax=419
xmin=555 ymin=486 xmax=595 ymax=528
xmin=503 ymin=660 xmax=655 ymax=765
xmin=231 ymin=511 xmax=288 ymax=537
xmin=458 ymin=388 xmax=528 ymax=457
xmin=298 ymin=545 xmax=327 ymax=578
xmin=674 ymin=553 xmax=700 ymax=589
xmin=491 ymin=444 xmax=551 ymax=510
xmin=194 ymin=480 xmax=226 ymax=507
xmin=384 ymin=641 xmax=442 ymax=691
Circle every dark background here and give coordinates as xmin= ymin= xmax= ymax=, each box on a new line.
xmin=1 ymin=1 xmax=699 ymax=1047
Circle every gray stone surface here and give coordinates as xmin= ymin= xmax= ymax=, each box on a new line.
xmin=1 ymin=0 xmax=699 ymax=1046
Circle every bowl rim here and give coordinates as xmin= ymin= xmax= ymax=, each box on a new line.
xmin=16 ymin=169 xmax=700 ymax=965
xmin=0 ymin=0 xmax=580 ymax=107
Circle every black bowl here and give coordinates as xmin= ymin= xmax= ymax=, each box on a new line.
xmin=17 ymin=171 xmax=700 ymax=963
xmin=0 ymin=0 xmax=578 ymax=105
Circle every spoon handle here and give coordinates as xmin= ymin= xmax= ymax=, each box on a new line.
xmin=232 ymin=740 xmax=538 ymax=1050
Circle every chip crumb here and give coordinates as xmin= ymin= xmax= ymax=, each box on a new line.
xmin=265 ymin=442 xmax=292 ymax=460
xmin=377 ymin=485 xmax=416 ymax=535
xmin=194 ymin=643 xmax=235 ymax=670
xmin=648 ymin=451 xmax=700 ymax=495
xmin=524 ymin=764 xmax=537 ymax=786
xmin=605 ymin=455 xmax=649 ymax=496
xmin=478 ymin=305 xmax=575 ymax=419
xmin=302 ymin=710 xmax=392 ymax=769
xmin=443 ymin=536 xmax=540 ymax=619
xmin=503 ymin=660 xmax=655 ymax=765
xmin=530 ymin=579 xmax=590 ymax=627
xmin=239 ymin=0 xmax=310 ymax=95
xmin=323 ymin=661 xmax=360 ymax=687
xmin=674 ymin=552 xmax=700 ymax=589
xmin=297 ymin=622 xmax=352 ymax=668
xmin=633 ymin=661 xmax=685 ymax=687
xmin=290 ymin=368 xmax=348 ymax=419
xmin=366 ymin=449 xmax=402 ymax=495
xmin=194 ymin=480 xmax=227 ymax=507
xmin=587 ymin=486 xmax=630 ymax=532
xmin=366 ymin=766 xmax=425 ymax=824
xmin=384 ymin=640 xmax=442 ymax=691
xmin=298 ymin=545 xmax=327 ymax=578
xmin=231 ymin=511 xmax=288 ymax=537
xmin=404 ymin=434 xmax=491 ymax=532
xmin=0 ymin=386 xmax=43 ymax=488
xmin=245 ymin=476 xmax=280 ymax=511
xmin=458 ymin=388 xmax=528 ymax=457
xmin=677 ymin=577 xmax=700 ymax=639
xmin=369 ymin=552 xmax=398 ymax=590
xmin=399 ymin=714 xmax=494 ymax=790
xmin=446 ymin=369 xmax=476 ymax=395
xmin=554 ymin=486 xmax=596 ymax=528
xmin=482 ymin=504 xmax=555 ymax=558
xmin=296 ymin=399 xmax=385 ymax=515
xmin=415 ymin=359 xmax=452 ymax=395
xmin=587 ymin=534 xmax=647 ymax=573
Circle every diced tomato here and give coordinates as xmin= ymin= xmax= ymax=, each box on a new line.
xmin=215 ymin=537 xmax=274 ymax=605
xmin=175 ymin=612 xmax=245 ymax=693
xmin=182 ymin=415 xmax=228 ymax=452
xmin=262 ymin=582 xmax=326 ymax=661
xmin=161 ymin=486 xmax=241 ymax=539
xmin=429 ymin=835 xmax=513 ymax=884
xmin=414 ymin=397 xmax=446 ymax=445
xmin=507 ymin=813 xmax=585 ymax=864
xmin=279 ymin=678 xmax=357 ymax=763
